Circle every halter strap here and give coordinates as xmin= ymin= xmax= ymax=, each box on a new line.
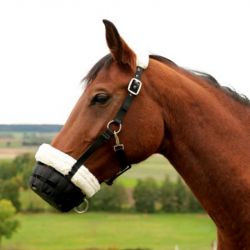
xmin=67 ymin=66 xmax=144 ymax=184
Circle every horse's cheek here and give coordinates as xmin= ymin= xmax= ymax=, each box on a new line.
xmin=124 ymin=106 xmax=164 ymax=162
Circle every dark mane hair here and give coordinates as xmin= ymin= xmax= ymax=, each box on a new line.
xmin=150 ymin=55 xmax=250 ymax=106
xmin=83 ymin=54 xmax=250 ymax=106
xmin=83 ymin=54 xmax=113 ymax=84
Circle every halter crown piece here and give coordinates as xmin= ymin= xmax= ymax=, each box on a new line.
xmin=136 ymin=51 xmax=149 ymax=69
xmin=29 ymin=52 xmax=149 ymax=212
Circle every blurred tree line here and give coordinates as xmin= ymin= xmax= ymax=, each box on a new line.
xmin=0 ymin=124 xmax=62 ymax=133
xmin=0 ymin=155 xmax=31 ymax=245
xmin=0 ymin=199 xmax=19 ymax=246
xmin=90 ymin=177 xmax=203 ymax=213
xmin=0 ymin=154 xmax=203 ymax=214
xmin=0 ymin=154 xmax=35 ymax=211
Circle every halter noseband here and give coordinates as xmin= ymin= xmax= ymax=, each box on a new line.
xmin=67 ymin=66 xmax=145 ymax=185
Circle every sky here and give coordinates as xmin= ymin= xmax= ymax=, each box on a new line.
xmin=0 ymin=0 xmax=249 ymax=124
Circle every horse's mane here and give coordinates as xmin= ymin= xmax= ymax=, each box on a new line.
xmin=83 ymin=54 xmax=113 ymax=84
xmin=150 ymin=55 xmax=250 ymax=106
xmin=84 ymin=54 xmax=250 ymax=106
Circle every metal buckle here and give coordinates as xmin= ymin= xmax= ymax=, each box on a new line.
xmin=113 ymin=131 xmax=124 ymax=152
xmin=74 ymin=198 xmax=89 ymax=214
xmin=107 ymin=120 xmax=122 ymax=134
xmin=114 ymin=144 xmax=124 ymax=152
xmin=128 ymin=78 xmax=142 ymax=95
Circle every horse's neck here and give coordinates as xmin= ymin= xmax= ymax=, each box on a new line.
xmin=151 ymin=63 xmax=250 ymax=246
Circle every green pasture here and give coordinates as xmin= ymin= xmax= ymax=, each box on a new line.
xmin=118 ymin=155 xmax=177 ymax=187
xmin=0 ymin=131 xmax=56 ymax=148
xmin=3 ymin=213 xmax=216 ymax=250
xmin=0 ymin=132 xmax=23 ymax=148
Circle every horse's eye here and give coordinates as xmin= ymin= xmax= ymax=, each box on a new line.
xmin=91 ymin=93 xmax=110 ymax=105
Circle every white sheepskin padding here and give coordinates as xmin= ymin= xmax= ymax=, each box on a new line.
xmin=35 ymin=144 xmax=100 ymax=198
xmin=136 ymin=51 xmax=149 ymax=69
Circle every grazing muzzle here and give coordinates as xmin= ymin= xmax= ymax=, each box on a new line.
xmin=29 ymin=144 xmax=100 ymax=212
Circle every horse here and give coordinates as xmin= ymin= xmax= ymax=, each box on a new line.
xmin=30 ymin=20 xmax=250 ymax=249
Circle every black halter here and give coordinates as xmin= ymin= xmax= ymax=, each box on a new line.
xmin=66 ymin=66 xmax=144 ymax=185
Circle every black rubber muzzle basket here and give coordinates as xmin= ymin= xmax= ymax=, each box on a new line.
xmin=29 ymin=162 xmax=85 ymax=212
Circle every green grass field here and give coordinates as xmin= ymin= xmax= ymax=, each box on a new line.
xmin=3 ymin=213 xmax=216 ymax=250
xmin=117 ymin=155 xmax=177 ymax=187
xmin=0 ymin=131 xmax=56 ymax=159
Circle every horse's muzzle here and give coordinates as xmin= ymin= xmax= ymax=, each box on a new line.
xmin=29 ymin=144 xmax=100 ymax=212
xmin=30 ymin=161 xmax=85 ymax=212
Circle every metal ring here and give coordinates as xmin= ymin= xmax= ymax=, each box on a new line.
xmin=74 ymin=198 xmax=89 ymax=214
xmin=107 ymin=120 xmax=122 ymax=134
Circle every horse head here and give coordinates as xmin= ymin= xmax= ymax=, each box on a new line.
xmin=30 ymin=20 xmax=165 ymax=212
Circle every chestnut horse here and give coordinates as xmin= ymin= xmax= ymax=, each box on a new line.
xmin=37 ymin=20 xmax=250 ymax=249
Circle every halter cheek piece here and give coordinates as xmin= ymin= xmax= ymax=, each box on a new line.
xmin=29 ymin=54 xmax=148 ymax=212
xmin=68 ymin=66 xmax=145 ymax=186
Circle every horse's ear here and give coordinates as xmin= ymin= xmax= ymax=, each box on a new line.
xmin=103 ymin=19 xmax=136 ymax=69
